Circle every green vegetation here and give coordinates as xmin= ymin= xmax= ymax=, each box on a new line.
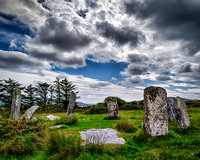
xmin=0 ymin=102 xmax=200 ymax=159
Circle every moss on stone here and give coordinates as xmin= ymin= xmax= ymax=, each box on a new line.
xmin=145 ymin=86 xmax=160 ymax=102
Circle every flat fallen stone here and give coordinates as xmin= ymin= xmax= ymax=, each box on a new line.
xmin=46 ymin=115 xmax=60 ymax=120
xmin=49 ymin=125 xmax=63 ymax=129
xmin=80 ymin=128 xmax=125 ymax=145
xmin=22 ymin=106 xmax=39 ymax=120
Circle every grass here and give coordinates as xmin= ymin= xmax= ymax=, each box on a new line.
xmin=0 ymin=107 xmax=200 ymax=159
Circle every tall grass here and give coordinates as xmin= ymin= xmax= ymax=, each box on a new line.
xmin=115 ymin=120 xmax=137 ymax=133
xmin=54 ymin=116 xmax=78 ymax=125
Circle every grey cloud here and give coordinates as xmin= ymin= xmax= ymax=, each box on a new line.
xmin=29 ymin=49 xmax=85 ymax=68
xmin=96 ymin=22 xmax=145 ymax=47
xmin=156 ymin=75 xmax=171 ymax=81
xmin=0 ymin=50 xmax=49 ymax=70
xmin=128 ymin=54 xmax=149 ymax=63
xmin=126 ymin=64 xmax=148 ymax=75
xmin=125 ymin=0 xmax=200 ymax=55
xmin=35 ymin=17 xmax=92 ymax=51
xmin=86 ymin=0 xmax=98 ymax=8
xmin=118 ymin=76 xmax=143 ymax=88
xmin=90 ymin=82 xmax=110 ymax=88
xmin=178 ymin=64 xmax=192 ymax=73
xmin=128 ymin=76 xmax=143 ymax=84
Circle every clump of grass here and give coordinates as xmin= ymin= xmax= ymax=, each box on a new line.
xmin=133 ymin=129 xmax=149 ymax=143
xmin=115 ymin=120 xmax=137 ymax=133
xmin=103 ymin=116 xmax=121 ymax=120
xmin=54 ymin=116 xmax=78 ymax=126
xmin=42 ymin=130 xmax=82 ymax=159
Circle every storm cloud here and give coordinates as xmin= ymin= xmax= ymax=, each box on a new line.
xmin=127 ymin=54 xmax=149 ymax=63
xmin=96 ymin=22 xmax=145 ymax=46
xmin=125 ymin=64 xmax=148 ymax=75
xmin=125 ymin=0 xmax=200 ymax=55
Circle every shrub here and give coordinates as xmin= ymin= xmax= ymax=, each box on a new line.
xmin=43 ymin=130 xmax=82 ymax=159
xmin=85 ymin=105 xmax=108 ymax=114
xmin=115 ymin=120 xmax=137 ymax=133
xmin=54 ymin=116 xmax=78 ymax=125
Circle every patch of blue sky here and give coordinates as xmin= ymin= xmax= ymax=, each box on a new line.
xmin=52 ymin=60 xmax=128 ymax=82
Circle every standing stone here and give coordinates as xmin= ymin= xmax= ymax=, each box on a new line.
xmin=11 ymin=87 xmax=21 ymax=120
xmin=67 ymin=91 xmax=76 ymax=116
xmin=105 ymin=97 xmax=119 ymax=118
xmin=174 ymin=97 xmax=190 ymax=128
xmin=167 ymin=98 xmax=176 ymax=121
xmin=22 ymin=106 xmax=39 ymax=120
xmin=144 ymin=86 xmax=168 ymax=136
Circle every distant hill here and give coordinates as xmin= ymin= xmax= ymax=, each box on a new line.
xmin=77 ymin=102 xmax=95 ymax=107
xmin=168 ymin=97 xmax=199 ymax=102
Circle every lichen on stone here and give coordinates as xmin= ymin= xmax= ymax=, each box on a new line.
xmin=144 ymin=86 xmax=160 ymax=102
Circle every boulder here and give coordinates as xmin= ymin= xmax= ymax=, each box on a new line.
xmin=174 ymin=97 xmax=190 ymax=128
xmin=80 ymin=128 xmax=125 ymax=145
xmin=22 ymin=106 xmax=39 ymax=120
xmin=105 ymin=97 xmax=119 ymax=118
xmin=167 ymin=98 xmax=176 ymax=121
xmin=11 ymin=87 xmax=21 ymax=120
xmin=67 ymin=91 xmax=76 ymax=116
xmin=144 ymin=86 xmax=168 ymax=136
xmin=46 ymin=115 xmax=60 ymax=120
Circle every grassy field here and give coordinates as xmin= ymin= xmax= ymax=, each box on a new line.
xmin=0 ymin=107 xmax=200 ymax=160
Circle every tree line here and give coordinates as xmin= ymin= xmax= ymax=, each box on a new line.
xmin=0 ymin=77 xmax=78 ymax=111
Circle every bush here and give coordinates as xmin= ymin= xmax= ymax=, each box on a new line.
xmin=85 ymin=104 xmax=108 ymax=114
xmin=115 ymin=120 xmax=137 ymax=133
xmin=54 ymin=116 xmax=78 ymax=126
xmin=43 ymin=130 xmax=82 ymax=159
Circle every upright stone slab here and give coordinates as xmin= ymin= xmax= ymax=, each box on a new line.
xmin=174 ymin=97 xmax=190 ymax=128
xmin=11 ymin=87 xmax=21 ymax=120
xmin=67 ymin=91 xmax=76 ymax=116
xmin=167 ymin=98 xmax=176 ymax=121
xmin=22 ymin=106 xmax=39 ymax=120
xmin=105 ymin=97 xmax=119 ymax=118
xmin=144 ymin=86 xmax=168 ymax=136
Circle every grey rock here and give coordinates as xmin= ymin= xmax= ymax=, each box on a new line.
xmin=22 ymin=106 xmax=39 ymax=120
xmin=49 ymin=125 xmax=63 ymax=129
xmin=174 ymin=97 xmax=190 ymax=128
xmin=32 ymin=116 xmax=43 ymax=121
xmin=167 ymin=98 xmax=176 ymax=121
xmin=105 ymin=97 xmax=119 ymax=118
xmin=46 ymin=115 xmax=60 ymax=120
xmin=144 ymin=86 xmax=168 ymax=136
xmin=11 ymin=87 xmax=21 ymax=120
xmin=67 ymin=91 xmax=76 ymax=116
xmin=80 ymin=128 xmax=125 ymax=145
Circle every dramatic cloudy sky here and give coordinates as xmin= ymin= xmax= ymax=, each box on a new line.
xmin=0 ymin=0 xmax=200 ymax=103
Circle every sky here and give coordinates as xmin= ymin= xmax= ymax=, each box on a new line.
xmin=0 ymin=0 xmax=200 ymax=104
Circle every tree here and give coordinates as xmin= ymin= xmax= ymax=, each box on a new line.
xmin=37 ymin=82 xmax=50 ymax=111
xmin=60 ymin=78 xmax=77 ymax=110
xmin=49 ymin=85 xmax=54 ymax=110
xmin=0 ymin=78 xmax=22 ymax=108
xmin=54 ymin=77 xmax=62 ymax=110
xmin=23 ymin=84 xmax=37 ymax=108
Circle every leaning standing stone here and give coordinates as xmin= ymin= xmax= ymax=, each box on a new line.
xmin=105 ymin=97 xmax=119 ymax=118
xmin=22 ymin=106 xmax=39 ymax=120
xmin=167 ymin=98 xmax=176 ymax=121
xmin=174 ymin=97 xmax=190 ymax=128
xmin=67 ymin=91 xmax=76 ymax=116
xmin=11 ymin=87 xmax=21 ymax=120
xmin=144 ymin=86 xmax=168 ymax=136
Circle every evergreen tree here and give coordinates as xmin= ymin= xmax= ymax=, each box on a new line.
xmin=0 ymin=78 xmax=22 ymax=108
xmin=23 ymin=84 xmax=37 ymax=108
xmin=60 ymin=78 xmax=77 ymax=110
xmin=49 ymin=85 xmax=54 ymax=110
xmin=37 ymin=82 xmax=50 ymax=111
xmin=53 ymin=77 xmax=62 ymax=110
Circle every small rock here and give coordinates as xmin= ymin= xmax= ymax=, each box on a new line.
xmin=46 ymin=115 xmax=60 ymax=120
xmin=32 ymin=116 xmax=43 ymax=121
xmin=49 ymin=125 xmax=63 ymax=129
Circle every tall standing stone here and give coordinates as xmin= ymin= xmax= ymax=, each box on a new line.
xmin=174 ymin=96 xmax=190 ymax=128
xmin=11 ymin=87 xmax=21 ymax=120
xmin=167 ymin=98 xmax=176 ymax=121
xmin=22 ymin=106 xmax=39 ymax=120
xmin=105 ymin=97 xmax=119 ymax=118
xmin=144 ymin=86 xmax=168 ymax=136
xmin=67 ymin=91 xmax=76 ymax=116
